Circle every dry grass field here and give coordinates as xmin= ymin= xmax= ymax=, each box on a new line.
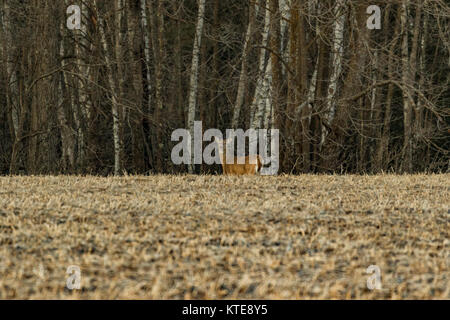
xmin=0 ymin=174 xmax=448 ymax=299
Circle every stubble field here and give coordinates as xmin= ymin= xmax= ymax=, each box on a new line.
xmin=0 ymin=174 xmax=448 ymax=299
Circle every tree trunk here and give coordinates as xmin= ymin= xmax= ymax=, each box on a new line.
xmin=140 ymin=0 xmax=155 ymax=169
xmin=416 ymin=9 xmax=428 ymax=138
xmin=401 ymin=0 xmax=413 ymax=173
xmin=297 ymin=10 xmax=311 ymax=172
xmin=250 ymin=1 xmax=271 ymax=129
xmin=232 ymin=1 xmax=257 ymax=129
xmin=269 ymin=0 xmax=283 ymax=129
xmin=311 ymin=1 xmax=331 ymax=171
xmin=279 ymin=0 xmax=291 ymax=77
xmin=96 ymin=1 xmax=122 ymax=175
xmin=187 ymin=0 xmax=207 ymax=173
xmin=58 ymin=16 xmax=76 ymax=172
xmin=375 ymin=7 xmax=401 ymax=171
xmin=408 ymin=1 xmax=422 ymax=169
xmin=321 ymin=0 xmax=345 ymax=150
xmin=148 ymin=0 xmax=165 ymax=171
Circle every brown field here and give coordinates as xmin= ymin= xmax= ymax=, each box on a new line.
xmin=0 ymin=174 xmax=448 ymax=299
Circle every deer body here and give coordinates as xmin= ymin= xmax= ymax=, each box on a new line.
xmin=216 ymin=137 xmax=263 ymax=175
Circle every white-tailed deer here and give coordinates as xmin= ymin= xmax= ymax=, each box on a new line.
xmin=215 ymin=137 xmax=263 ymax=175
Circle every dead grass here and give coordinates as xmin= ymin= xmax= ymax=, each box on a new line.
xmin=0 ymin=174 xmax=448 ymax=299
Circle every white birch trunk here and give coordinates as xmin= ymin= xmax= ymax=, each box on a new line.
xmin=252 ymin=59 xmax=272 ymax=129
xmin=58 ymin=19 xmax=76 ymax=170
xmin=279 ymin=0 xmax=290 ymax=77
xmin=401 ymin=0 xmax=412 ymax=171
xmin=263 ymin=59 xmax=273 ymax=129
xmin=74 ymin=1 xmax=92 ymax=167
xmin=297 ymin=57 xmax=318 ymax=125
xmin=115 ymin=0 xmax=125 ymax=102
xmin=417 ymin=10 xmax=428 ymax=123
xmin=307 ymin=62 xmax=318 ymax=125
xmin=302 ymin=1 xmax=318 ymax=127
xmin=96 ymin=2 xmax=122 ymax=175
xmin=264 ymin=68 xmax=273 ymax=130
xmin=325 ymin=0 xmax=345 ymax=121
xmin=79 ymin=1 xmax=91 ymax=120
xmin=320 ymin=0 xmax=345 ymax=149
xmin=250 ymin=4 xmax=271 ymax=129
xmin=141 ymin=0 xmax=152 ymax=113
xmin=231 ymin=1 xmax=258 ymax=128
xmin=370 ymin=50 xmax=378 ymax=122
xmin=115 ymin=0 xmax=126 ymax=171
xmin=187 ymin=0 xmax=207 ymax=173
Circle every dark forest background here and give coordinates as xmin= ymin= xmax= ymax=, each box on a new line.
xmin=0 ymin=0 xmax=448 ymax=175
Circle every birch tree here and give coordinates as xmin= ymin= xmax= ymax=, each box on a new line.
xmin=408 ymin=1 xmax=422 ymax=165
xmin=279 ymin=0 xmax=290 ymax=77
xmin=269 ymin=0 xmax=283 ymax=132
xmin=231 ymin=1 xmax=257 ymax=129
xmin=187 ymin=0 xmax=207 ymax=173
xmin=321 ymin=0 xmax=346 ymax=150
xmin=96 ymin=1 xmax=122 ymax=175
xmin=250 ymin=2 xmax=271 ymax=129
xmin=401 ymin=0 xmax=413 ymax=173
xmin=58 ymin=10 xmax=76 ymax=171
xmin=416 ymin=6 xmax=428 ymax=134
xmin=141 ymin=0 xmax=152 ymax=113
xmin=72 ymin=0 xmax=92 ymax=169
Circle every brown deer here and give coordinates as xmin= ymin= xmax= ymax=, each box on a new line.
xmin=215 ymin=137 xmax=263 ymax=175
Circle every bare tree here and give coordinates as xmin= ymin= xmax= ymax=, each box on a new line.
xmin=187 ymin=0 xmax=207 ymax=173
xmin=232 ymin=1 xmax=257 ymax=129
xmin=96 ymin=1 xmax=122 ymax=175
xmin=250 ymin=1 xmax=271 ymax=129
